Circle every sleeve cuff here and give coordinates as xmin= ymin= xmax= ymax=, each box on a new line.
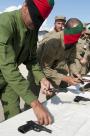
xmin=22 ymin=92 xmax=37 ymax=105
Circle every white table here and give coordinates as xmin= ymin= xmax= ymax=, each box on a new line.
xmin=0 ymin=81 xmax=90 ymax=136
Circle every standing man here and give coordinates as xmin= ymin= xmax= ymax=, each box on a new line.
xmin=42 ymin=16 xmax=66 ymax=40
xmin=0 ymin=0 xmax=54 ymax=125
xmin=53 ymin=16 xmax=66 ymax=32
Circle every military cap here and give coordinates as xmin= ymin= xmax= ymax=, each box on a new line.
xmin=25 ymin=0 xmax=54 ymax=29
xmin=55 ymin=16 xmax=66 ymax=22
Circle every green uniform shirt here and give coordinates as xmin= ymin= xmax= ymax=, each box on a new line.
xmin=0 ymin=10 xmax=44 ymax=105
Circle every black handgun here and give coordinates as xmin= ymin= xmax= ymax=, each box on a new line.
xmin=74 ymin=96 xmax=90 ymax=102
xmin=49 ymin=87 xmax=68 ymax=94
xmin=18 ymin=120 xmax=52 ymax=134
xmin=80 ymin=83 xmax=90 ymax=92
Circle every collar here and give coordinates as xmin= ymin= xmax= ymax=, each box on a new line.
xmin=16 ymin=10 xmax=28 ymax=33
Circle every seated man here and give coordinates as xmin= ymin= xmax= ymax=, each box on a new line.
xmin=37 ymin=18 xmax=84 ymax=94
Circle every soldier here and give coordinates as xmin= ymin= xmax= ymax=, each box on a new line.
xmin=53 ymin=16 xmax=66 ymax=32
xmin=85 ymin=25 xmax=90 ymax=72
xmin=37 ymin=18 xmax=84 ymax=95
xmin=69 ymin=24 xmax=90 ymax=76
xmin=0 ymin=0 xmax=54 ymax=125
xmin=41 ymin=16 xmax=66 ymax=41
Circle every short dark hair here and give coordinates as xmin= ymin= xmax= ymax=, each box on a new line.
xmin=65 ymin=18 xmax=83 ymax=29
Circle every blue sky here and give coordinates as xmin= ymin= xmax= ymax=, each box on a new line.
xmin=0 ymin=0 xmax=90 ymax=29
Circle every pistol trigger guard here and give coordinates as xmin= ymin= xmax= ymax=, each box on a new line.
xmin=33 ymin=127 xmax=41 ymax=132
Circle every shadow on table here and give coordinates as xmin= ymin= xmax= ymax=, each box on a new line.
xmin=44 ymin=85 xmax=86 ymax=107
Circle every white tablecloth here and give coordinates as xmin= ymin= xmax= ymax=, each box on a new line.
xmin=0 ymin=80 xmax=90 ymax=136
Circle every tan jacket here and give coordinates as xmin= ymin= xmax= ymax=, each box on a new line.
xmin=37 ymin=31 xmax=76 ymax=86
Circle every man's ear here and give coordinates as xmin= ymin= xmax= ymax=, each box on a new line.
xmin=22 ymin=2 xmax=28 ymax=13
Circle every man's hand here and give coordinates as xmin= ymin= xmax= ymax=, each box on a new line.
xmin=80 ymin=57 xmax=88 ymax=65
xmin=72 ymin=73 xmax=81 ymax=79
xmin=72 ymin=73 xmax=84 ymax=84
xmin=62 ymin=76 xmax=81 ymax=85
xmin=40 ymin=78 xmax=53 ymax=96
xmin=31 ymin=100 xmax=52 ymax=125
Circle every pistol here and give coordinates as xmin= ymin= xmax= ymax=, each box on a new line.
xmin=74 ymin=96 xmax=90 ymax=102
xmin=18 ymin=120 xmax=52 ymax=134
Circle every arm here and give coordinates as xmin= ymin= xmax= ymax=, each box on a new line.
xmin=26 ymin=42 xmax=45 ymax=85
xmin=0 ymin=14 xmax=37 ymax=105
xmin=68 ymin=44 xmax=83 ymax=75
xmin=0 ymin=43 xmax=38 ymax=105
xmin=37 ymin=36 xmax=66 ymax=86
xmin=25 ymin=33 xmax=52 ymax=95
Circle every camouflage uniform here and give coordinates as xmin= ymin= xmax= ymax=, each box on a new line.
xmin=69 ymin=34 xmax=90 ymax=75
